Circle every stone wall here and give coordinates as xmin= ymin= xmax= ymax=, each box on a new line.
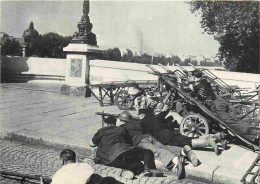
xmin=1 ymin=56 xmax=66 ymax=75
xmin=1 ymin=56 xmax=259 ymax=90
xmin=90 ymin=60 xmax=260 ymax=90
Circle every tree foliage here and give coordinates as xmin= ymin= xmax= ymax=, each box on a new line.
xmin=191 ymin=60 xmax=198 ymax=66
xmin=170 ymin=55 xmax=181 ymax=65
xmin=102 ymin=48 xmax=122 ymax=61
xmin=31 ymin=33 xmax=72 ymax=58
xmin=1 ymin=38 xmax=22 ymax=56
xmin=188 ymin=1 xmax=259 ymax=73
xmin=102 ymin=48 xmax=188 ymax=66
xmin=122 ymin=49 xmax=134 ymax=62
xmin=101 ymin=47 xmax=222 ymax=67
xmin=182 ymin=58 xmax=191 ymax=66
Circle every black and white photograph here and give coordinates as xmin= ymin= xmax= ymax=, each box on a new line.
xmin=0 ymin=0 xmax=259 ymax=183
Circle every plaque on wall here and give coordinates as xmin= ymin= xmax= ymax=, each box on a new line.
xmin=70 ymin=59 xmax=82 ymax=77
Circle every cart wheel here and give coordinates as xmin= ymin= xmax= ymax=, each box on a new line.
xmin=114 ymin=90 xmax=134 ymax=110
xmin=180 ymin=114 xmax=209 ymax=138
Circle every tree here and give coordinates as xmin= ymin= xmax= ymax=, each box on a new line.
xmin=32 ymin=33 xmax=72 ymax=58
xmin=1 ymin=38 xmax=22 ymax=56
xmin=170 ymin=55 xmax=181 ymax=65
xmin=122 ymin=49 xmax=134 ymax=62
xmin=188 ymin=1 xmax=259 ymax=73
xmin=191 ymin=60 xmax=198 ymax=66
xmin=102 ymin=48 xmax=121 ymax=61
xmin=182 ymin=58 xmax=191 ymax=66
xmin=140 ymin=53 xmax=152 ymax=64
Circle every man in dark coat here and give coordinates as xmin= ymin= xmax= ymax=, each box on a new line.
xmin=214 ymin=96 xmax=259 ymax=142
xmin=119 ymin=111 xmax=195 ymax=179
xmin=92 ymin=116 xmax=163 ymax=177
xmin=191 ymin=69 xmax=259 ymax=143
xmin=191 ymin=70 xmax=216 ymax=102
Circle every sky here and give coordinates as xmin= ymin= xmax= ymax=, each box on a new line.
xmin=0 ymin=0 xmax=220 ymax=58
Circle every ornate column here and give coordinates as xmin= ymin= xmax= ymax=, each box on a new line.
xmin=61 ymin=0 xmax=103 ymax=97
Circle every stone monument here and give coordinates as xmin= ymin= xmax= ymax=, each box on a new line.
xmin=61 ymin=0 xmax=103 ymax=97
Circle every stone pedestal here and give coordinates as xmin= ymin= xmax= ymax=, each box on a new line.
xmin=61 ymin=43 xmax=103 ymax=97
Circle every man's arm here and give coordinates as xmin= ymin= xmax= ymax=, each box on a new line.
xmin=155 ymin=108 xmax=170 ymax=120
xmin=92 ymin=129 xmax=103 ymax=146
xmin=123 ymin=127 xmax=133 ymax=144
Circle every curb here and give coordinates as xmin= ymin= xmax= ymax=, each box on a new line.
xmin=2 ymin=131 xmax=93 ymax=157
xmin=1 ymin=131 xmax=246 ymax=184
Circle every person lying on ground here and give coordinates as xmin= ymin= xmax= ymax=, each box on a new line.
xmin=139 ymin=109 xmax=224 ymax=155
xmin=116 ymin=112 xmax=189 ymax=179
xmin=41 ymin=149 xmax=122 ymax=184
xmin=118 ymin=110 xmax=199 ymax=170
xmin=91 ymin=117 xmax=164 ymax=178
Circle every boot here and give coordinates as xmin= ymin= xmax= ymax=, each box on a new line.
xmin=182 ymin=145 xmax=200 ymax=167
xmin=173 ymin=156 xmax=185 ymax=179
xmin=214 ymin=132 xmax=228 ymax=150
xmin=166 ymin=156 xmax=185 ymax=179
xmin=192 ymin=137 xmax=219 ymax=155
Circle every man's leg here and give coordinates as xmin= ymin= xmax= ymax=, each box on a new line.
xmin=109 ymin=148 xmax=158 ymax=175
xmin=138 ymin=136 xmax=188 ymax=177
xmin=163 ymin=131 xmax=218 ymax=155
xmin=109 ymin=151 xmax=144 ymax=175
xmin=191 ymin=136 xmax=219 ymax=155
xmin=165 ymin=145 xmax=182 ymax=156
xmin=121 ymin=161 xmax=144 ymax=175
xmin=129 ymin=147 xmax=166 ymax=177
xmin=200 ymin=133 xmax=228 ymax=150
xmin=138 ymin=136 xmax=177 ymax=167
xmin=132 ymin=147 xmax=157 ymax=171
xmin=149 ymin=135 xmax=182 ymax=153
xmin=163 ymin=131 xmax=193 ymax=147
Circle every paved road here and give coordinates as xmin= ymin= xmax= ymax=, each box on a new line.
xmin=0 ymin=139 xmax=207 ymax=184
xmin=2 ymin=83 xmax=258 ymax=183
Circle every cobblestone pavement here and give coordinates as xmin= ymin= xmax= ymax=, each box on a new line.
xmin=0 ymin=139 xmax=207 ymax=184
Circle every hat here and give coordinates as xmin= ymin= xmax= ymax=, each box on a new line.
xmin=191 ymin=69 xmax=203 ymax=78
xmin=119 ymin=111 xmax=132 ymax=122
xmin=104 ymin=116 xmax=117 ymax=125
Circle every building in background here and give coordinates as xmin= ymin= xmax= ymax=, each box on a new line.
xmin=22 ymin=22 xmax=39 ymax=56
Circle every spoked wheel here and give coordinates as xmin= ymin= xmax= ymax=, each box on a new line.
xmin=180 ymin=114 xmax=209 ymax=138
xmin=114 ymin=90 xmax=134 ymax=110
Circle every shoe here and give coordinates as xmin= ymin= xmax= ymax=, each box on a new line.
xmin=214 ymin=132 xmax=227 ymax=150
xmin=119 ymin=169 xmax=134 ymax=179
xmin=143 ymin=169 xmax=164 ymax=177
xmin=183 ymin=145 xmax=200 ymax=167
xmin=173 ymin=156 xmax=185 ymax=179
xmin=221 ymin=139 xmax=228 ymax=150
xmin=207 ymin=136 xmax=219 ymax=155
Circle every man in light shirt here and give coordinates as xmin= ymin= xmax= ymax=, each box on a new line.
xmin=50 ymin=149 xmax=93 ymax=184
xmin=43 ymin=149 xmax=122 ymax=184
